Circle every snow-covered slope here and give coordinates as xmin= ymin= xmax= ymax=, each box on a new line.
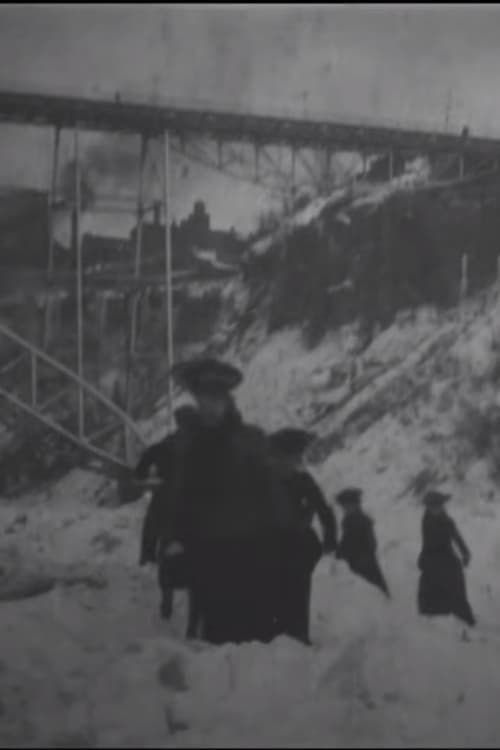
xmin=3 ymin=287 xmax=500 ymax=747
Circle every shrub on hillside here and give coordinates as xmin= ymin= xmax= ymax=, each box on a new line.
xmin=265 ymin=193 xmax=466 ymax=346
xmin=242 ymin=185 xmax=500 ymax=350
xmin=267 ymin=225 xmax=354 ymax=344
xmin=175 ymin=289 xmax=222 ymax=344
xmin=454 ymin=394 xmax=500 ymax=480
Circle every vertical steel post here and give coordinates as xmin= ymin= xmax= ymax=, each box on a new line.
xmin=74 ymin=126 xmax=84 ymax=439
xmin=323 ymin=147 xmax=332 ymax=194
xmin=254 ymin=143 xmax=260 ymax=182
xmin=162 ymin=130 xmax=174 ymax=430
xmin=124 ymin=134 xmax=147 ymax=464
xmin=97 ymin=293 xmax=107 ymax=381
xmin=132 ymin=135 xmax=146 ymax=367
xmin=459 ymin=154 xmax=465 ymax=180
xmin=134 ymin=136 xmax=147 ymax=279
xmin=43 ymin=126 xmax=61 ymax=349
xmin=460 ymin=252 xmax=469 ymax=303
xmin=126 ymin=137 xmax=147 ymax=381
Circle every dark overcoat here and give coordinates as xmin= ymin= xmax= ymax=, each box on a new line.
xmin=337 ymin=509 xmax=390 ymax=597
xmin=418 ymin=510 xmax=475 ymax=626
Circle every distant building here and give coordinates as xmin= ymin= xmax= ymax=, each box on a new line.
xmin=129 ymin=202 xmax=180 ymax=269
xmin=58 ymin=199 xmax=244 ymax=278
xmin=81 ymin=233 xmax=128 ymax=271
xmin=130 ymin=199 xmax=245 ymax=274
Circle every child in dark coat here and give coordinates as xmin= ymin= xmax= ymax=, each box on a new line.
xmin=270 ymin=427 xmax=338 ymax=643
xmin=336 ymin=487 xmax=390 ymax=598
xmin=417 ymin=490 xmax=475 ymax=627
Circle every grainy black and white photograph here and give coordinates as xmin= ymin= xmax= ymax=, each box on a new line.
xmin=1 ymin=3 xmax=500 ymax=747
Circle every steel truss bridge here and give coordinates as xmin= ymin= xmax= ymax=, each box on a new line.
xmin=2 ymin=87 xmax=500 ymax=193
xmin=1 ymin=85 xmax=500 ymax=483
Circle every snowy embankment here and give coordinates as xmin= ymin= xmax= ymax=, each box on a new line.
xmin=3 ymin=289 xmax=500 ymax=747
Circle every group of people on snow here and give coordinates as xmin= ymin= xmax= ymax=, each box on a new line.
xmin=135 ymin=356 xmax=475 ymax=646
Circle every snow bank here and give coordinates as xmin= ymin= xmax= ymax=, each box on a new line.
xmin=5 ymin=542 xmax=498 ymax=748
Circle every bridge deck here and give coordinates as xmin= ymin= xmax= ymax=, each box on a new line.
xmin=1 ymin=88 xmax=500 ymax=156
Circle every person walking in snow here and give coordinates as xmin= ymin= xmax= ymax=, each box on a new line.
xmin=136 ymin=404 xmax=202 ymax=638
xmin=269 ymin=427 xmax=337 ymax=643
xmin=417 ymin=490 xmax=476 ymax=627
xmin=169 ymin=357 xmax=298 ymax=646
xmin=335 ymin=487 xmax=390 ymax=598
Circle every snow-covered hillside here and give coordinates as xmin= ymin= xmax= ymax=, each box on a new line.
xmin=3 ymin=282 xmax=500 ymax=747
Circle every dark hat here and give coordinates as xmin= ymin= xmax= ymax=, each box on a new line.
xmin=336 ymin=487 xmax=363 ymax=507
xmin=171 ymin=357 xmax=243 ymax=396
xmin=269 ymin=428 xmax=316 ymax=457
xmin=173 ymin=404 xmax=200 ymax=430
xmin=423 ymin=490 xmax=451 ymax=507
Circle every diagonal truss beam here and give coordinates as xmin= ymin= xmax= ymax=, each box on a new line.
xmin=169 ymin=135 xmax=339 ymax=197
xmin=0 ymin=321 xmax=147 ymax=473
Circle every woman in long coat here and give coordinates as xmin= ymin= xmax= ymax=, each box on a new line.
xmin=170 ymin=357 xmax=298 ymax=646
xmin=417 ymin=490 xmax=476 ymax=627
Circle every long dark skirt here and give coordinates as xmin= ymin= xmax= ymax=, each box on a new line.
xmin=187 ymin=535 xmax=279 ymax=645
xmin=418 ymin=553 xmax=476 ymax=627
xmin=347 ymin=554 xmax=390 ymax=598
xmin=274 ymin=528 xmax=322 ymax=644
xmin=186 ymin=529 xmax=319 ymax=646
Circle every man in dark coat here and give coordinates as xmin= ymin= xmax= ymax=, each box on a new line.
xmin=417 ymin=490 xmax=476 ymax=627
xmin=137 ymin=405 xmax=200 ymax=565
xmin=336 ymin=487 xmax=390 ymax=598
xmin=269 ymin=428 xmax=337 ymax=643
xmin=170 ymin=357 xmax=298 ymax=645
xmin=136 ymin=404 xmax=202 ymax=637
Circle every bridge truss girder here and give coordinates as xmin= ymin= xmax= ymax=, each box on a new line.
xmin=169 ymin=135 xmax=369 ymax=199
xmin=168 ymin=134 xmax=500 ymax=198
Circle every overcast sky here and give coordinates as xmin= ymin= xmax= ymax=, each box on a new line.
xmin=0 ymin=3 xmax=499 ymax=233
